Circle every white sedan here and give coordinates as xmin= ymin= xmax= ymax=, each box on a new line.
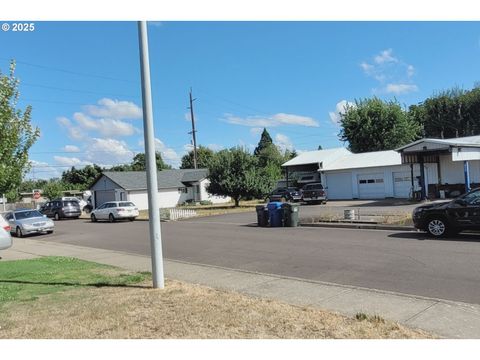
xmin=0 ymin=215 xmax=12 ymax=250
xmin=90 ymin=201 xmax=139 ymax=223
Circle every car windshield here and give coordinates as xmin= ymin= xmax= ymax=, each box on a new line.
xmin=119 ymin=202 xmax=135 ymax=207
xmin=462 ymin=190 xmax=480 ymax=205
xmin=15 ymin=210 xmax=44 ymax=220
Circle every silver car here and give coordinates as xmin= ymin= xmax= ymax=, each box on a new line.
xmin=4 ymin=209 xmax=55 ymax=238
xmin=0 ymin=215 xmax=12 ymax=250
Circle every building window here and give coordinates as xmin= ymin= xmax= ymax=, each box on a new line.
xmin=178 ymin=188 xmax=187 ymax=194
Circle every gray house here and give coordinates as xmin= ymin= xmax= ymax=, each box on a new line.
xmin=90 ymin=169 xmax=230 ymax=210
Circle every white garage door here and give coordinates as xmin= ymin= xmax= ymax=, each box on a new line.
xmin=393 ymin=172 xmax=413 ymax=198
xmin=358 ymin=173 xmax=385 ymax=199
xmin=325 ymin=172 xmax=352 ymax=199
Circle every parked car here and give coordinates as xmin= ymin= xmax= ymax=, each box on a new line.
xmin=302 ymin=183 xmax=327 ymax=204
xmin=3 ymin=209 xmax=55 ymax=238
xmin=39 ymin=199 xmax=81 ymax=220
xmin=0 ymin=215 xmax=13 ymax=250
xmin=412 ymin=187 xmax=480 ymax=237
xmin=267 ymin=187 xmax=302 ymax=202
xmin=62 ymin=196 xmax=88 ymax=210
xmin=90 ymin=201 xmax=139 ymax=222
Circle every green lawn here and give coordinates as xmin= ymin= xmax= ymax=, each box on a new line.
xmin=0 ymin=256 xmax=147 ymax=307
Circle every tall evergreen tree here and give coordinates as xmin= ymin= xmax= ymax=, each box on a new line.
xmin=254 ymin=128 xmax=273 ymax=156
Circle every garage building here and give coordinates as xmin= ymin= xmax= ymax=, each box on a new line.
xmin=282 ymin=135 xmax=480 ymax=200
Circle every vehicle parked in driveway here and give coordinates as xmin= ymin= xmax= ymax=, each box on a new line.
xmin=412 ymin=187 xmax=480 ymax=237
xmin=301 ymin=183 xmax=327 ymax=204
xmin=3 ymin=209 xmax=55 ymax=238
xmin=267 ymin=187 xmax=303 ymax=202
xmin=39 ymin=199 xmax=81 ymax=220
xmin=0 ymin=215 xmax=13 ymax=250
xmin=90 ymin=201 xmax=139 ymax=223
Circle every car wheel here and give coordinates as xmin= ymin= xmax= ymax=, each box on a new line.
xmin=109 ymin=213 xmax=115 ymax=223
xmin=16 ymin=227 xmax=23 ymax=238
xmin=83 ymin=206 xmax=91 ymax=214
xmin=129 ymin=217 xmax=135 ymax=222
xmin=91 ymin=214 xmax=97 ymax=222
xmin=426 ymin=217 xmax=448 ymax=237
xmin=54 ymin=212 xmax=60 ymax=221
xmin=47 ymin=230 xmax=53 ymax=234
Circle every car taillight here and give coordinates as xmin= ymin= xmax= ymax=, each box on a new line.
xmin=3 ymin=225 xmax=11 ymax=232
xmin=319 ymin=190 xmax=325 ymax=195
xmin=117 ymin=208 xmax=125 ymax=212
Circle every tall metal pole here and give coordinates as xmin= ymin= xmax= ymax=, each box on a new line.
xmin=189 ymin=88 xmax=198 ymax=169
xmin=138 ymin=21 xmax=164 ymax=289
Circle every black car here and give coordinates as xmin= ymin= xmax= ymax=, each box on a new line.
xmin=39 ymin=199 xmax=81 ymax=220
xmin=412 ymin=188 xmax=480 ymax=237
xmin=267 ymin=187 xmax=302 ymax=202
xmin=301 ymin=183 xmax=327 ymax=204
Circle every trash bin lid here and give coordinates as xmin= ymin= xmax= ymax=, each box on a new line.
xmin=267 ymin=202 xmax=283 ymax=209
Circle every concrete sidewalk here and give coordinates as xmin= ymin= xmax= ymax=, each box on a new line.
xmin=2 ymin=238 xmax=480 ymax=339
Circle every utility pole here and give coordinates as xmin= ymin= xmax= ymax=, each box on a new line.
xmin=138 ymin=21 xmax=164 ymax=289
xmin=188 ymin=88 xmax=198 ymax=169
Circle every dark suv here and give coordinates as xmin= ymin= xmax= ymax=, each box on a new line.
xmin=40 ymin=199 xmax=81 ymax=220
xmin=413 ymin=188 xmax=480 ymax=237
xmin=267 ymin=187 xmax=302 ymax=202
xmin=301 ymin=183 xmax=327 ymax=204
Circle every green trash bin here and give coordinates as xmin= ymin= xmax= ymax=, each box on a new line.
xmin=256 ymin=205 xmax=269 ymax=227
xmin=282 ymin=203 xmax=299 ymax=227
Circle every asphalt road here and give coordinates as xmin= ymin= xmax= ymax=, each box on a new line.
xmin=34 ymin=212 xmax=480 ymax=304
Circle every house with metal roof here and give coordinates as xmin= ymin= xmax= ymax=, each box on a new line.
xmin=281 ymin=135 xmax=480 ymax=200
xmin=90 ymin=169 xmax=230 ymax=209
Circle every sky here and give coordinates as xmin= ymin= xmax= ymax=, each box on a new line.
xmin=1 ymin=21 xmax=480 ymax=179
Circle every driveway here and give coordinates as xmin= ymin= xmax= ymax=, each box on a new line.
xmin=32 ymin=215 xmax=480 ymax=305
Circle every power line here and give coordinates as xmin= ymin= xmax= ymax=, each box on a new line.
xmin=0 ymin=57 xmax=138 ymax=84
xmin=21 ymin=82 xmax=140 ymax=99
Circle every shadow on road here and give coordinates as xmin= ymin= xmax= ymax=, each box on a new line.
xmin=388 ymin=231 xmax=480 ymax=243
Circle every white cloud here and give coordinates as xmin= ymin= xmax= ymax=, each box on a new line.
xmin=53 ymin=156 xmax=92 ymax=167
xmin=224 ymin=113 xmax=319 ymax=128
xmin=85 ymin=138 xmax=134 ymax=166
xmin=407 ymin=65 xmax=415 ymax=78
xmin=361 ymin=49 xmax=417 ymax=95
xmin=26 ymin=160 xmax=62 ymax=180
xmin=250 ymin=127 xmax=264 ymax=136
xmin=329 ymin=100 xmax=355 ymax=125
xmin=207 ymin=144 xmax=224 ymax=151
xmin=57 ymin=116 xmax=71 ymax=127
xmin=374 ymin=49 xmax=398 ymax=64
xmin=83 ymin=98 xmax=142 ymax=120
xmin=63 ymin=145 xmax=80 ymax=153
xmin=73 ymin=112 xmax=136 ymax=137
xmin=385 ymin=83 xmax=419 ymax=95
xmin=275 ymin=134 xmax=294 ymax=152
xmin=139 ymin=138 xmax=182 ymax=168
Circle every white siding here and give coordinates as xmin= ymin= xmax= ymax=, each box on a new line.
xmin=127 ymin=188 xmax=191 ymax=210
xmin=199 ymin=179 xmax=231 ymax=204
xmin=439 ymin=155 xmax=480 ymax=184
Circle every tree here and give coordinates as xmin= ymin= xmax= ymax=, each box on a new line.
xmin=339 ymin=97 xmax=421 ymax=153
xmin=42 ymin=180 xmax=66 ymax=200
xmin=207 ymin=147 xmax=272 ymax=207
xmin=61 ymin=164 xmax=103 ymax=189
xmin=317 ymin=145 xmax=323 ymax=150
xmin=180 ymin=145 xmax=215 ymax=169
xmin=130 ymin=152 xmax=172 ymax=171
xmin=0 ymin=60 xmax=40 ymax=195
xmin=253 ymin=128 xmax=273 ymax=156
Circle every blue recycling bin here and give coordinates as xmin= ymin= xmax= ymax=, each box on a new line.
xmin=267 ymin=202 xmax=284 ymax=227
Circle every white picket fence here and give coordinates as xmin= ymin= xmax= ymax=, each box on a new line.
xmin=160 ymin=208 xmax=197 ymax=221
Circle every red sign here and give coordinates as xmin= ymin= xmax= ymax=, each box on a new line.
xmin=33 ymin=191 xmax=41 ymax=200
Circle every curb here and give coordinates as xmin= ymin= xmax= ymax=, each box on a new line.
xmin=300 ymin=222 xmax=415 ymax=231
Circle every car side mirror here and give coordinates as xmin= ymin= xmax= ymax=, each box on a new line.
xmin=43 ymin=215 xmax=47 ymax=218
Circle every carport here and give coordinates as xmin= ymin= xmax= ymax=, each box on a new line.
xmin=396 ymin=135 xmax=480 ymax=200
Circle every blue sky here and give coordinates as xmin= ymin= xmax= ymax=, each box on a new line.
xmin=1 ymin=21 xmax=480 ymax=179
